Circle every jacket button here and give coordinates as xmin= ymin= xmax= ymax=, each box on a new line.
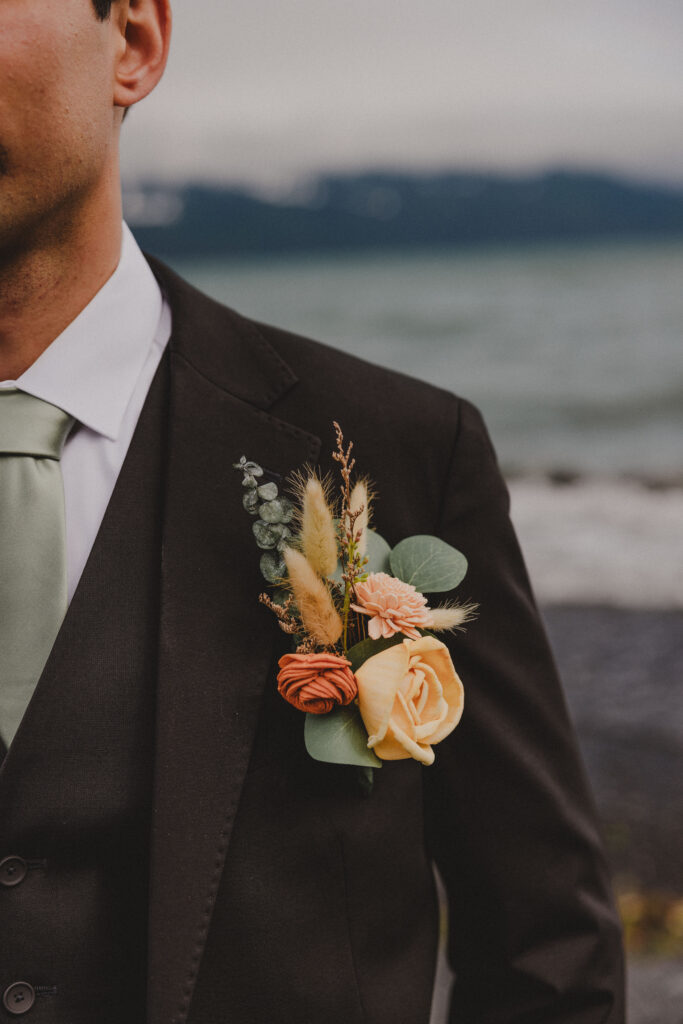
xmin=0 ymin=856 xmax=28 ymax=887
xmin=3 ymin=982 xmax=35 ymax=1015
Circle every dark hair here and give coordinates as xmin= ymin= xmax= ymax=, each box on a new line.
xmin=92 ymin=0 xmax=114 ymax=18
xmin=92 ymin=0 xmax=131 ymax=119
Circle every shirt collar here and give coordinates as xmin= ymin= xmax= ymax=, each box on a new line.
xmin=5 ymin=223 xmax=163 ymax=442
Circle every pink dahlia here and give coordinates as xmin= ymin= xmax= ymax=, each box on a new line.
xmin=351 ymin=572 xmax=434 ymax=641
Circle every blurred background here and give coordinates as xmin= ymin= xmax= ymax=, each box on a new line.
xmin=122 ymin=2 xmax=683 ymax=1018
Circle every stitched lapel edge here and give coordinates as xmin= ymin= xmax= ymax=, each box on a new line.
xmin=146 ymin=270 xmax=320 ymax=1024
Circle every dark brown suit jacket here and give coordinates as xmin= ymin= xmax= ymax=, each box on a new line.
xmin=145 ymin=257 xmax=625 ymax=1024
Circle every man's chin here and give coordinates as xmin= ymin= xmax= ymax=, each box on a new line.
xmin=0 ymin=205 xmax=45 ymax=268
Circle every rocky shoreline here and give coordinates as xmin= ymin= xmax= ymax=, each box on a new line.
xmin=544 ymin=604 xmax=683 ymax=1023
xmin=543 ymin=604 xmax=683 ymax=891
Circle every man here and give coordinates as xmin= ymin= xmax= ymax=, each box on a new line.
xmin=0 ymin=1 xmax=624 ymax=1022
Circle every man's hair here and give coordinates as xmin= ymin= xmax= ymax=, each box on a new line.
xmin=91 ymin=0 xmax=132 ymax=120
xmin=92 ymin=0 xmax=114 ymax=19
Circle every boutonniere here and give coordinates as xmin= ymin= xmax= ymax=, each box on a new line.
xmin=234 ymin=424 xmax=476 ymax=784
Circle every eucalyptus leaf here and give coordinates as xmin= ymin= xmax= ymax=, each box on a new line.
xmin=389 ymin=535 xmax=468 ymax=593
xmin=330 ymin=559 xmax=344 ymax=585
xmin=252 ymin=520 xmax=279 ymax=550
xmin=276 ymin=530 xmax=293 ymax=553
xmin=242 ymin=490 xmax=260 ymax=514
xmin=330 ymin=528 xmax=391 ymax=584
xmin=257 ymin=482 xmax=279 ymax=502
xmin=260 ymin=550 xmax=286 ymax=583
xmin=365 ymin=529 xmax=391 ymax=574
xmin=304 ymin=706 xmax=382 ymax=768
xmin=259 ymin=499 xmax=289 ymax=524
xmin=234 ymin=457 xmax=264 ymax=489
xmin=278 ymin=498 xmax=295 ymax=524
xmin=346 ymin=635 xmax=406 ymax=674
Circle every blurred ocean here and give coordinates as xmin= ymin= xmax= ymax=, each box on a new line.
xmin=169 ymin=237 xmax=683 ymax=608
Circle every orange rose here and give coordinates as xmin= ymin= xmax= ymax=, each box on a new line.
xmin=355 ymin=636 xmax=464 ymax=765
xmin=277 ymin=652 xmax=358 ymax=714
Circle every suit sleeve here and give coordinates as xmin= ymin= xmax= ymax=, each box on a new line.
xmin=424 ymin=397 xmax=625 ymax=1023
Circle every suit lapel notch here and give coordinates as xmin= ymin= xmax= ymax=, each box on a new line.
xmin=148 ymin=341 xmax=319 ymax=1024
xmin=146 ymin=253 xmax=298 ymax=410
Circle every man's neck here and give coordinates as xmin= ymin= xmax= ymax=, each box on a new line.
xmin=0 ymin=196 xmax=123 ymax=381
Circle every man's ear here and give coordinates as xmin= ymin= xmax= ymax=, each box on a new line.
xmin=113 ymin=0 xmax=172 ymax=112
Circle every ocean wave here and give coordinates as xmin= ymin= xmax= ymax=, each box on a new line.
xmin=549 ymin=383 xmax=683 ymax=428
xmin=507 ymin=476 xmax=683 ymax=609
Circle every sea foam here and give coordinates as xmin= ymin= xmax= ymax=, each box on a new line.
xmin=508 ymin=477 xmax=683 ymax=609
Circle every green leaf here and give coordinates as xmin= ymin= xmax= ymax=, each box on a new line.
xmin=329 ymin=528 xmax=391 ymax=584
xmin=304 ymin=706 xmax=382 ymax=768
xmin=257 ymin=482 xmax=279 ymax=502
xmin=389 ymin=535 xmax=468 ymax=593
xmin=260 ymin=551 xmax=286 ymax=583
xmin=259 ymin=499 xmax=289 ymax=524
xmin=277 ymin=498 xmax=296 ymax=524
xmin=242 ymin=490 xmax=260 ymax=515
xmin=276 ymin=527 xmax=293 ymax=552
xmin=346 ymin=635 xmax=405 ymax=674
xmin=253 ymin=523 xmax=290 ymax=548
xmin=253 ymin=520 xmax=279 ymax=549
xmin=365 ymin=529 xmax=391 ymax=574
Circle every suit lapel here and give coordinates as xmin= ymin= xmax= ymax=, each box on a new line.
xmin=146 ymin=260 xmax=320 ymax=1024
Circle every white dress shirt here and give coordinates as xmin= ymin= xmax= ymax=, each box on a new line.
xmin=0 ymin=223 xmax=172 ymax=603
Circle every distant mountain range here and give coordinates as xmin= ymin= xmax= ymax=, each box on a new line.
xmin=124 ymin=170 xmax=683 ymax=257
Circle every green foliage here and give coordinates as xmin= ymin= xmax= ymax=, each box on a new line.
xmin=260 ymin=551 xmax=286 ymax=583
xmin=330 ymin=528 xmax=390 ymax=584
xmin=236 ymin=461 xmax=294 ymax=578
xmin=259 ymin=499 xmax=287 ymax=524
xmin=365 ymin=529 xmax=391 ymax=574
xmin=389 ymin=535 xmax=467 ymax=593
xmin=304 ymin=705 xmax=382 ymax=768
xmin=346 ymin=635 xmax=406 ymax=674
xmin=253 ymin=520 xmax=281 ymax=550
xmin=257 ymin=482 xmax=279 ymax=501
xmin=242 ymin=490 xmax=260 ymax=514
xmin=233 ymin=457 xmax=264 ymax=489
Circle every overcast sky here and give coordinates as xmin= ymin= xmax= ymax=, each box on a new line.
xmin=120 ymin=0 xmax=683 ymax=192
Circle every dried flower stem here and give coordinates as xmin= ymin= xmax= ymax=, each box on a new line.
xmin=332 ymin=422 xmax=369 ymax=651
xmin=259 ymin=592 xmax=300 ymax=635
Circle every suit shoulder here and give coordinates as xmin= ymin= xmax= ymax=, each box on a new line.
xmin=254 ymin=316 xmax=469 ymax=430
xmin=149 ymin=253 xmax=485 ymax=451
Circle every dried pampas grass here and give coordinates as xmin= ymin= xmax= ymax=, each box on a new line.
xmin=283 ymin=547 xmax=343 ymax=646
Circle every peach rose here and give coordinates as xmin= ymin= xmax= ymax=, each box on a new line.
xmin=277 ymin=652 xmax=358 ymax=714
xmin=355 ymin=636 xmax=464 ymax=765
xmin=351 ymin=572 xmax=434 ymax=640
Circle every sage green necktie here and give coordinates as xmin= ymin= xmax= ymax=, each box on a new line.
xmin=0 ymin=389 xmax=74 ymax=747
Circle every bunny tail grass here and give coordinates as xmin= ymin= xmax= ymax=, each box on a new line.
xmin=429 ymin=602 xmax=479 ymax=633
xmin=350 ymin=479 xmax=371 ymax=556
xmin=300 ymin=476 xmax=338 ymax=578
xmin=283 ymin=547 xmax=343 ymax=646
